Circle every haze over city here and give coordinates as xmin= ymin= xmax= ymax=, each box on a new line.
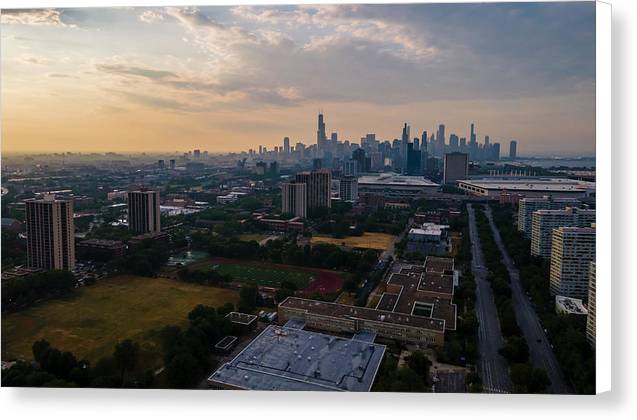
xmin=1 ymin=3 xmax=595 ymax=155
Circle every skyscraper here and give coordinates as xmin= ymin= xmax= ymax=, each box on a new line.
xmin=128 ymin=188 xmax=161 ymax=234
xmin=283 ymin=137 xmax=290 ymax=155
xmin=352 ymin=148 xmax=369 ymax=173
xmin=317 ymin=113 xmax=327 ymax=154
xmin=295 ymin=170 xmax=332 ymax=209
xmin=449 ymin=134 xmax=459 ymax=152
xmin=406 ymin=142 xmax=421 ymax=175
xmin=25 ymin=195 xmax=75 ymax=270
xmin=509 ymin=140 xmax=518 ymax=160
xmin=436 ymin=124 xmax=446 ymax=157
xmin=281 ymin=182 xmax=307 ymax=218
xmin=469 ymin=123 xmax=478 ymax=160
xmin=443 ymin=152 xmax=469 ymax=185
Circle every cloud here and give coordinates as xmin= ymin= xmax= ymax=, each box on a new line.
xmin=19 ymin=55 xmax=49 ymax=65
xmin=1 ymin=9 xmax=75 ymax=27
xmin=95 ymin=64 xmax=177 ymax=80
xmin=47 ymin=73 xmax=79 ymax=79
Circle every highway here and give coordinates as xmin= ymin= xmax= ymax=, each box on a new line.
xmin=484 ymin=205 xmax=572 ymax=394
xmin=466 ymin=204 xmax=512 ymax=394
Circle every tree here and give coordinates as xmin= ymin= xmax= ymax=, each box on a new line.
xmin=389 ymin=368 xmax=427 ymax=392
xmin=510 ymin=364 xmax=551 ymax=393
xmin=113 ymin=339 xmax=139 ymax=384
xmin=499 ymin=335 xmax=530 ymax=364
xmin=165 ymin=352 xmax=202 ymax=388
xmin=238 ymin=285 xmax=259 ymax=313
xmin=32 ymin=339 xmax=51 ymax=363
xmin=406 ymin=351 xmax=431 ymax=384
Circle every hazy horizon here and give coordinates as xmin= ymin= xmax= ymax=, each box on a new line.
xmin=1 ymin=3 xmax=596 ymax=155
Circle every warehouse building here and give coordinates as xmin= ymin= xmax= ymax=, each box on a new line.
xmin=457 ymin=177 xmax=595 ymax=199
xmin=357 ymin=173 xmax=439 ymax=199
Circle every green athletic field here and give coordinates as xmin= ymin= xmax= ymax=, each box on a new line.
xmin=212 ymin=263 xmax=314 ymax=289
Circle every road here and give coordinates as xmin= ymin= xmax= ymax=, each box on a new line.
xmin=466 ymin=204 xmax=512 ymax=394
xmin=484 ymin=205 xmax=572 ymax=394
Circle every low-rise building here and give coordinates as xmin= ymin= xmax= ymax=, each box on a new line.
xmin=406 ymin=223 xmax=451 ymax=256
xmin=279 ymin=256 xmax=457 ymax=347
xmin=555 ymin=295 xmax=588 ymax=316
xmin=76 ymin=239 xmax=126 ymax=261
xmin=128 ymin=231 xmax=170 ymax=251
xmin=208 ymin=325 xmax=386 ymax=391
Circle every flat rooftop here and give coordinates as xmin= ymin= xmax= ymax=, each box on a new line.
xmin=281 ymin=297 xmax=446 ymax=332
xmin=458 ymin=177 xmax=595 ymax=192
xmin=358 ymin=174 xmax=439 ymax=187
xmin=380 ymin=257 xmax=457 ymax=330
xmin=555 ymin=296 xmax=588 ymax=315
xmin=225 ymin=312 xmax=258 ymax=325
xmin=208 ymin=325 xmax=386 ymax=391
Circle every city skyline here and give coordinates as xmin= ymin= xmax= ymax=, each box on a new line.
xmin=1 ymin=3 xmax=595 ymax=155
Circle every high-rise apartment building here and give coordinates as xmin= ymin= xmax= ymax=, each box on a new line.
xmin=549 ymin=226 xmax=596 ymax=299
xmin=531 ymin=207 xmax=596 ymax=258
xmin=443 ymin=152 xmax=468 ymax=185
xmin=295 ymin=170 xmax=332 ymax=209
xmin=25 ymin=195 xmax=75 ymax=270
xmin=586 ymin=261 xmax=596 ymax=348
xmin=281 ymin=182 xmax=307 ymax=218
xmin=339 ymin=176 xmax=358 ymax=202
xmin=518 ymin=196 xmax=582 ymax=238
xmin=127 ymin=189 xmax=161 ymax=234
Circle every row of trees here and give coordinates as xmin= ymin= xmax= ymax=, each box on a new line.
xmin=475 ymin=207 xmax=550 ymax=393
xmin=312 ymin=205 xmax=410 ymax=237
xmin=2 ymin=338 xmax=152 ymax=388
xmin=190 ymin=232 xmax=379 ymax=274
xmin=490 ymin=204 xmax=595 ymax=394
xmin=436 ymin=207 xmax=482 ymax=392
xmin=2 ymin=270 xmax=76 ymax=312
xmin=105 ymin=239 xmax=171 ymax=277
xmin=177 ymin=267 xmax=233 ymax=286
xmin=159 ymin=304 xmax=236 ymax=388
xmin=2 ymin=301 xmax=240 ymax=389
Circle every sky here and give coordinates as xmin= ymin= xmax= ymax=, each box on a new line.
xmin=1 ymin=2 xmax=596 ymax=156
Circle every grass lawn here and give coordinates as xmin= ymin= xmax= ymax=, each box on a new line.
xmin=311 ymin=232 xmax=397 ymax=250
xmin=1 ymin=275 xmax=239 ymax=367
xmin=213 ymin=263 xmax=313 ymax=289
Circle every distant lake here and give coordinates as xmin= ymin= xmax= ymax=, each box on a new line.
xmin=515 ymin=157 xmax=595 ymax=169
